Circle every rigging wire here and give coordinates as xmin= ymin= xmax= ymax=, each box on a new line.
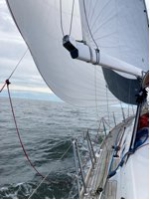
xmin=105 ymin=84 xmax=110 ymax=126
xmin=0 ymin=47 xmax=52 ymax=184
xmin=28 ymin=143 xmax=73 ymax=199
xmin=82 ymin=0 xmax=102 ymax=124
xmin=114 ymin=71 xmax=126 ymax=122
xmin=0 ymin=49 xmax=28 ymax=93
xmin=120 ymin=101 xmax=126 ymax=121
xmin=8 ymin=49 xmax=28 ymax=80
xmin=59 ymin=0 xmax=75 ymax=36
xmin=59 ymin=0 xmax=65 ymax=36
xmin=6 ymin=80 xmax=47 ymax=180
xmin=94 ymin=64 xmax=100 ymax=121
xmin=69 ymin=0 xmax=75 ymax=36
xmin=127 ymin=80 xmax=131 ymax=117
xmin=6 ymin=80 xmax=73 ymax=192
xmin=132 ymin=105 xmax=135 ymax=115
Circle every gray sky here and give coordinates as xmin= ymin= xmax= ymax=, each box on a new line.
xmin=0 ymin=0 xmax=149 ymax=97
xmin=0 ymin=0 xmax=51 ymax=95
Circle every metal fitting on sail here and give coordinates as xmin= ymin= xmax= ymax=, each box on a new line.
xmin=63 ymin=35 xmax=95 ymax=62
xmin=63 ymin=35 xmax=79 ymax=59
xmin=94 ymin=49 xmax=100 ymax=65
xmin=63 ymin=35 xmax=101 ymax=65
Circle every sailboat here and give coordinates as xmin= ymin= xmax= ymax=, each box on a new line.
xmin=5 ymin=0 xmax=149 ymax=199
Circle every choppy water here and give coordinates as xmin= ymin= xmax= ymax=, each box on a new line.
xmin=0 ymin=97 xmax=130 ymax=199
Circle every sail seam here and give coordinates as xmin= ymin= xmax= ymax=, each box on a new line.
xmin=82 ymin=0 xmax=99 ymax=49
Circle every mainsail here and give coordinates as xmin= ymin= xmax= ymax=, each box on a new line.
xmin=79 ymin=0 xmax=149 ymax=104
xmin=6 ymin=0 xmax=149 ymax=106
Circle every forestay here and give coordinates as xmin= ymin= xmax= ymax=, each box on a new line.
xmin=6 ymin=0 xmax=148 ymax=106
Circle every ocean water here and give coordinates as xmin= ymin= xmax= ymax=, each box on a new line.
xmin=0 ymin=97 xmax=129 ymax=199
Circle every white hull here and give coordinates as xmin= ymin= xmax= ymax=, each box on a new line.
xmin=80 ymin=116 xmax=149 ymax=199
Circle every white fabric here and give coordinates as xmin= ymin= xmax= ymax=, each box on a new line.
xmin=7 ymin=0 xmax=117 ymax=106
xmin=6 ymin=0 xmax=148 ymax=106
xmin=79 ymin=0 xmax=149 ymax=77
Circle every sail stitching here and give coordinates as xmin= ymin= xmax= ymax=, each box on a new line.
xmin=90 ymin=0 xmax=111 ymax=31
xmin=88 ymin=0 xmax=99 ymax=26
xmin=82 ymin=0 xmax=99 ymax=49
xmin=92 ymin=13 xmax=117 ymax=36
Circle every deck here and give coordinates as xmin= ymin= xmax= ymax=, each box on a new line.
xmin=80 ymin=117 xmax=134 ymax=199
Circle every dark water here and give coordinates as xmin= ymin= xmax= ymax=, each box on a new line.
xmin=0 ymin=97 xmax=130 ymax=199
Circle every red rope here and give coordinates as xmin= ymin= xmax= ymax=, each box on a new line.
xmin=6 ymin=80 xmax=48 ymax=181
xmin=0 ymin=49 xmax=28 ymax=93
xmin=0 ymin=81 xmax=7 ymax=93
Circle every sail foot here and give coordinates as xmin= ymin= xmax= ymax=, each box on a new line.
xmin=63 ymin=35 xmax=143 ymax=78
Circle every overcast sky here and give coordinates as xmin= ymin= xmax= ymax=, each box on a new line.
xmin=0 ymin=0 xmax=149 ymax=98
xmin=0 ymin=0 xmax=51 ymax=96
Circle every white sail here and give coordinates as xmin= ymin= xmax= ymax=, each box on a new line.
xmin=6 ymin=0 xmax=116 ymax=107
xmin=79 ymin=0 xmax=148 ymax=72
xmin=79 ymin=0 xmax=149 ymax=104
xmin=6 ymin=0 xmax=148 ymax=105
xmin=4 ymin=1 xmax=149 ymax=199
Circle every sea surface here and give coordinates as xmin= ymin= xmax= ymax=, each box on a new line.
xmin=0 ymin=97 xmax=132 ymax=199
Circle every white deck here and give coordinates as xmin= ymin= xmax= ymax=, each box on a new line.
xmin=80 ymin=116 xmax=149 ymax=199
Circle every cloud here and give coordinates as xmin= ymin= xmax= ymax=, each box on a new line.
xmin=5 ymin=85 xmax=52 ymax=93
xmin=0 ymin=0 xmax=18 ymax=34
xmin=0 ymin=0 xmax=53 ymax=98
